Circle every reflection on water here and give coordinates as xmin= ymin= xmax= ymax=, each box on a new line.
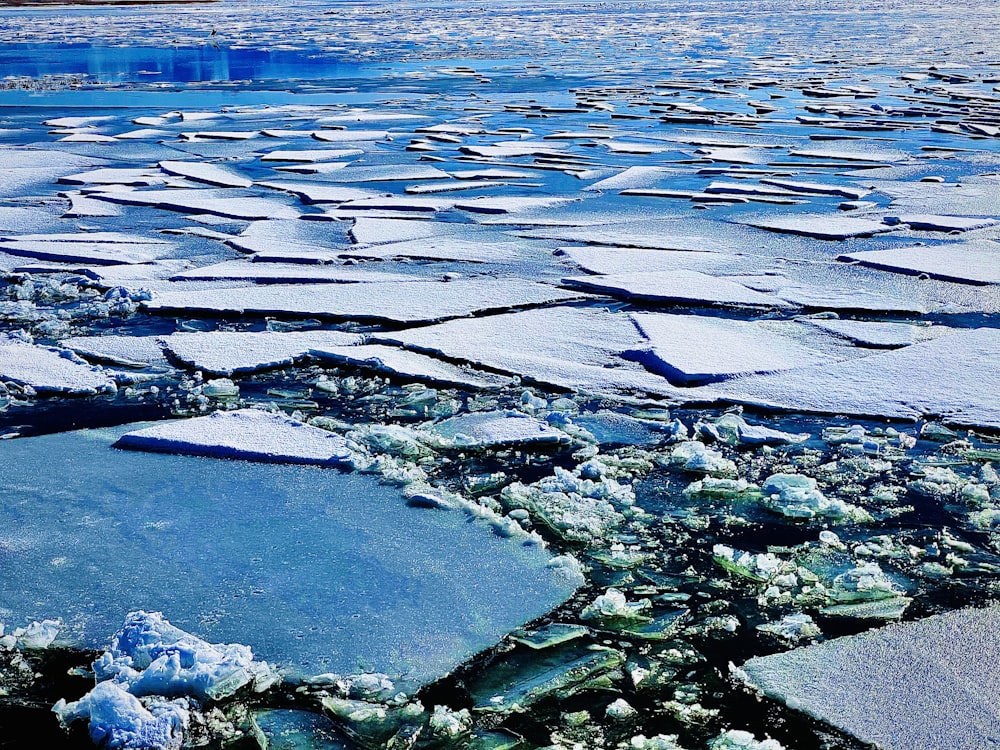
xmin=0 ymin=43 xmax=352 ymax=83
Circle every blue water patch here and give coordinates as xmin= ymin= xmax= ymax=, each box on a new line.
xmin=0 ymin=425 xmax=576 ymax=689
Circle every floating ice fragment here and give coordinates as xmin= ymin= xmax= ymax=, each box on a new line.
xmin=309 ymin=344 xmax=512 ymax=389
xmin=158 ymin=161 xmax=252 ymax=189
xmin=143 ymin=278 xmax=581 ymax=324
xmin=709 ymin=729 xmax=785 ymax=750
xmin=115 ymin=410 xmax=354 ymax=466
xmin=425 ymin=410 xmax=569 ymax=450
xmin=760 ymin=473 xmax=858 ymax=520
xmin=631 ymin=313 xmax=843 ymax=384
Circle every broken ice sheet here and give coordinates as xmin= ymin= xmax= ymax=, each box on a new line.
xmin=170 ymin=260 xmax=421 ymax=285
xmin=142 ymin=278 xmax=582 ymax=324
xmin=711 ymin=326 xmax=1000 ymax=428
xmin=375 ymin=306 xmax=683 ymax=399
xmin=562 ymin=270 xmax=792 ymax=310
xmin=802 ymin=319 xmax=919 ymax=348
xmin=309 ymin=343 xmax=513 ymax=390
xmin=559 ymin=246 xmax=764 ymax=276
xmin=0 ymin=424 xmax=576 ymax=688
xmin=160 ymin=330 xmax=362 ymax=375
xmin=629 ymin=313 xmax=856 ymax=385
xmin=741 ymin=213 xmax=897 ymax=240
xmin=739 ymin=606 xmax=1000 ymax=750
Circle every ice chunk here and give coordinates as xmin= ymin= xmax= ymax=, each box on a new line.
xmin=742 ymin=214 xmax=896 ymax=240
xmin=257 ymin=180 xmax=378 ymax=204
xmin=563 ymin=271 xmax=792 ymax=309
xmin=314 ymin=165 xmax=450 ymax=183
xmin=0 ymin=237 xmax=172 ymax=265
xmin=839 ymin=241 xmax=1000 ymax=285
xmin=713 ymin=327 xmax=1000 ymax=428
xmin=630 ymin=313 xmax=848 ymax=384
xmin=260 ymin=148 xmax=363 ymax=162
xmin=143 ymin=278 xmax=581 ymax=324
xmin=758 ymin=178 xmax=870 ymax=200
xmin=310 ymin=129 xmax=388 ymax=142
xmin=158 ymin=161 xmax=252 ymax=188
xmin=774 ymin=284 xmax=926 ymax=314
xmin=161 ymin=330 xmax=362 ymax=375
xmin=54 ymin=681 xmax=188 ymax=750
xmin=116 ymin=410 xmax=353 ymax=466
xmin=94 ymin=611 xmax=277 ymax=701
xmin=739 ymin=606 xmax=1000 ymax=750
xmin=760 ymin=473 xmax=856 ymax=519
xmin=341 ymin=236 xmax=531 ymax=262
xmin=0 ymin=427 xmax=577 ymax=686
xmin=309 ymin=343 xmax=512 ymax=389
xmin=424 ymin=410 xmax=569 ymax=449
xmin=0 ymin=335 xmax=114 ymax=395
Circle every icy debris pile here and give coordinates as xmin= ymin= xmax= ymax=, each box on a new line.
xmin=54 ymin=611 xmax=278 ymax=750
xmin=0 ymin=618 xmax=61 ymax=651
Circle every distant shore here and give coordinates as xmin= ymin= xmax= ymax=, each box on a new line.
xmin=0 ymin=0 xmax=219 ymax=6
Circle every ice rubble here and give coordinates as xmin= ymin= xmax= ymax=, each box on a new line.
xmin=839 ymin=240 xmax=1000 ymax=285
xmin=738 ymin=606 xmax=1000 ymax=750
xmin=629 ymin=313 xmax=852 ymax=384
xmin=160 ymin=330 xmax=362 ymax=375
xmin=54 ymin=611 xmax=277 ymax=750
xmin=142 ymin=278 xmax=582 ymax=324
xmin=115 ymin=409 xmax=354 ymax=465
xmin=712 ymin=326 xmax=1000 ymax=428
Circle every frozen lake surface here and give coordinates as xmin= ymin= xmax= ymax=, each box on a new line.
xmin=0 ymin=0 xmax=998 ymax=747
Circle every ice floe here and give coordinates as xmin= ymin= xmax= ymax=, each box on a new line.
xmin=0 ymin=334 xmax=114 ymax=395
xmin=143 ymin=278 xmax=581 ymax=323
xmin=839 ymin=240 xmax=1000 ymax=285
xmin=630 ymin=313 xmax=853 ymax=384
xmin=157 ymin=160 xmax=253 ymax=189
xmin=160 ymin=330 xmax=361 ymax=375
xmin=424 ymin=410 xmax=569 ymax=449
xmin=116 ymin=409 xmax=355 ymax=465
xmin=0 ymin=426 xmax=577 ymax=686
xmin=743 ymin=214 xmax=897 ymax=240
xmin=739 ymin=606 xmax=1000 ymax=750
xmin=713 ymin=326 xmax=1000 ymax=428
xmin=309 ymin=343 xmax=512 ymax=389
xmin=562 ymin=270 xmax=793 ymax=309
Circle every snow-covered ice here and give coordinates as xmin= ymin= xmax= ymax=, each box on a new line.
xmin=739 ymin=606 xmax=1000 ymax=750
